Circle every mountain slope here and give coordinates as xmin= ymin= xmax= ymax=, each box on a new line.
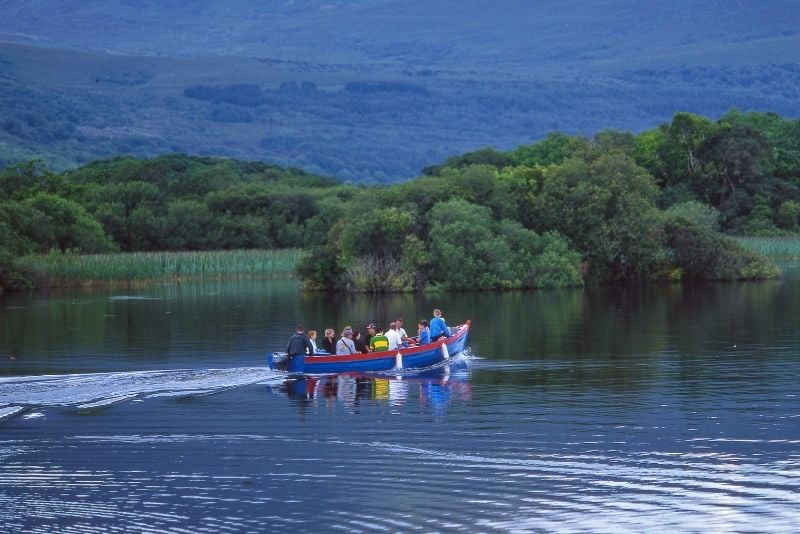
xmin=0 ymin=0 xmax=798 ymax=180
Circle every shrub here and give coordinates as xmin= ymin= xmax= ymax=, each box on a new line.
xmin=664 ymin=220 xmax=778 ymax=280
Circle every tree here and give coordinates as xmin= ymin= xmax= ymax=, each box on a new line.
xmin=427 ymin=199 xmax=582 ymax=290
xmin=511 ymin=132 xmax=588 ymax=167
xmin=23 ymin=193 xmax=116 ymax=253
xmin=530 ymin=153 xmax=665 ymax=280
xmin=696 ymin=123 xmax=774 ymax=227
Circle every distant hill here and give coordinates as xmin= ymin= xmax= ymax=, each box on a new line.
xmin=0 ymin=0 xmax=798 ymax=181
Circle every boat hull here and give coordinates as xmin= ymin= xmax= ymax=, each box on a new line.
xmin=268 ymin=320 xmax=470 ymax=374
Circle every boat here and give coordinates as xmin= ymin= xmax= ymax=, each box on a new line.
xmin=268 ymin=320 xmax=471 ymax=374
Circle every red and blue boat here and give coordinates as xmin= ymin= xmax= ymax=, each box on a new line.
xmin=268 ymin=320 xmax=471 ymax=374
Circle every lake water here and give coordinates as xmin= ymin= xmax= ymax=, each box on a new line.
xmin=2 ymin=267 xmax=800 ymax=532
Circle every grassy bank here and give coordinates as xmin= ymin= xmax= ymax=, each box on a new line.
xmin=16 ymin=249 xmax=307 ymax=287
xmin=735 ymin=237 xmax=800 ymax=259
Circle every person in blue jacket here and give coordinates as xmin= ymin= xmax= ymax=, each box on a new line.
xmin=416 ymin=319 xmax=431 ymax=345
xmin=429 ymin=308 xmax=451 ymax=341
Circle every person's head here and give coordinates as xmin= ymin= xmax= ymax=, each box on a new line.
xmin=433 ymin=308 xmax=442 ymax=318
xmin=353 ymin=330 xmax=362 ymax=340
xmin=296 ymin=324 xmax=305 ymax=333
xmin=419 ymin=319 xmax=429 ymax=328
xmin=325 ymin=328 xmax=335 ymax=338
xmin=366 ymin=323 xmax=376 ymax=334
xmin=389 ymin=321 xmax=396 ymax=331
xmin=341 ymin=326 xmax=353 ymax=338
xmin=308 ymin=330 xmax=317 ymax=340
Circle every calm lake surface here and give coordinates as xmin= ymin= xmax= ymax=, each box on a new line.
xmin=2 ymin=265 xmax=800 ymax=532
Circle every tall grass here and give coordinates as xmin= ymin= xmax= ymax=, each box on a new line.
xmin=735 ymin=237 xmax=800 ymax=259
xmin=17 ymin=249 xmax=307 ymax=286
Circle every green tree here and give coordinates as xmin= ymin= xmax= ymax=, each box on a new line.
xmin=23 ymin=193 xmax=116 ymax=253
xmin=531 ymin=153 xmax=664 ymax=280
xmin=696 ymin=123 xmax=774 ymax=228
xmin=776 ymin=200 xmax=800 ymax=230
xmin=511 ymin=132 xmax=588 ymax=167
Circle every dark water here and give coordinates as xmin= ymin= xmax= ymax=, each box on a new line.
xmin=2 ymin=268 xmax=800 ymax=532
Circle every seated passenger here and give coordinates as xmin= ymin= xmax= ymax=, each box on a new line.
xmin=369 ymin=327 xmax=390 ymax=352
xmin=353 ymin=330 xmax=369 ymax=354
xmin=429 ymin=308 xmax=451 ymax=341
xmin=417 ymin=319 xmax=431 ymax=345
xmin=336 ymin=327 xmax=357 ymax=355
xmin=364 ymin=323 xmax=377 ymax=349
xmin=307 ymin=330 xmax=318 ymax=353
xmin=321 ymin=328 xmax=336 ymax=354
xmin=386 ymin=321 xmax=403 ymax=350
xmin=395 ymin=317 xmax=409 ymax=346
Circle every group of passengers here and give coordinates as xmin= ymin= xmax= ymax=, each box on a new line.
xmin=286 ymin=309 xmax=452 ymax=360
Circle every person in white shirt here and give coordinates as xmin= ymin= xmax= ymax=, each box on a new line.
xmin=308 ymin=330 xmax=318 ymax=353
xmin=385 ymin=322 xmax=403 ymax=350
xmin=395 ymin=317 xmax=409 ymax=346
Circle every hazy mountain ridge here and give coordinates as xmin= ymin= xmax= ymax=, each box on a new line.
xmin=0 ymin=1 xmax=798 ymax=180
xmin=3 ymin=0 xmax=798 ymax=66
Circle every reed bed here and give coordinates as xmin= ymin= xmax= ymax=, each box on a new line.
xmin=735 ymin=237 xmax=800 ymax=259
xmin=17 ymin=249 xmax=307 ymax=286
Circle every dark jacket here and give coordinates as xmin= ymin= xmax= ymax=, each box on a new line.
xmin=321 ymin=336 xmax=336 ymax=355
xmin=354 ymin=337 xmax=369 ymax=354
xmin=286 ymin=332 xmax=314 ymax=357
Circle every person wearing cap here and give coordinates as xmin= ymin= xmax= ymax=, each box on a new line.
xmin=336 ymin=326 xmax=357 ymax=355
xmin=286 ymin=325 xmax=314 ymax=363
xmin=364 ymin=323 xmax=377 ymax=350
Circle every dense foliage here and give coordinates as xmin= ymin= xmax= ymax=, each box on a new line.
xmin=3 ymin=110 xmax=795 ymax=294
xmin=300 ymin=111 xmax=792 ymax=290
xmin=0 ymin=155 xmax=351 ymax=293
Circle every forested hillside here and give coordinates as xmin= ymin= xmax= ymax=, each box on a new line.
xmin=0 ymin=1 xmax=798 ymax=181
xmin=4 ymin=111 xmax=797 ymax=294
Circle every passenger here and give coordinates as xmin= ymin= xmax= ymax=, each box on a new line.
xmin=417 ymin=319 xmax=431 ymax=345
xmin=321 ymin=328 xmax=336 ymax=354
xmin=386 ymin=321 xmax=403 ymax=350
xmin=307 ymin=330 xmax=318 ymax=353
xmin=336 ymin=327 xmax=357 ymax=355
xmin=369 ymin=326 xmax=390 ymax=352
xmin=395 ymin=317 xmax=409 ymax=346
xmin=364 ymin=323 xmax=377 ymax=350
xmin=353 ymin=330 xmax=369 ymax=354
xmin=286 ymin=325 xmax=314 ymax=363
xmin=429 ymin=308 xmax=451 ymax=341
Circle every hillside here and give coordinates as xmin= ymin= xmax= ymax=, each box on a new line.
xmin=0 ymin=0 xmax=798 ymax=181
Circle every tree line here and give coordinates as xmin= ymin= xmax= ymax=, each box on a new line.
xmin=3 ymin=110 xmax=797 ymax=295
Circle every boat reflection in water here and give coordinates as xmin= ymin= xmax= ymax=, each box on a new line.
xmin=271 ymin=360 xmax=471 ymax=414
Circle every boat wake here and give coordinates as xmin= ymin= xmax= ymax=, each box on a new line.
xmin=0 ymin=367 xmax=283 ymax=421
